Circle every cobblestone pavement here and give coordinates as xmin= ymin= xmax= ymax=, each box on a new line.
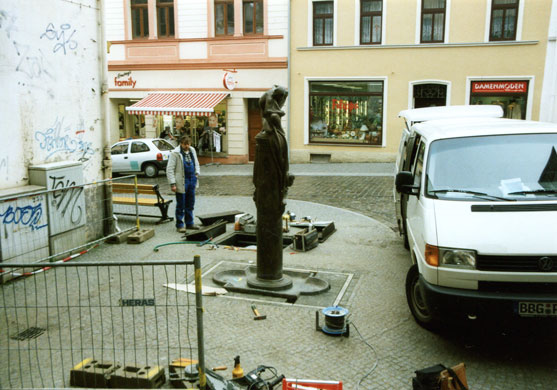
xmin=196 ymin=175 xmax=397 ymax=231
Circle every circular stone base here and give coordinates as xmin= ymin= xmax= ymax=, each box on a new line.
xmin=247 ymin=274 xmax=293 ymax=290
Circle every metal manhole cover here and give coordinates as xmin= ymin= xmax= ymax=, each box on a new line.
xmin=11 ymin=327 xmax=46 ymax=341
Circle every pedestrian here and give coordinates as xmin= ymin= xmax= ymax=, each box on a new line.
xmin=166 ymin=135 xmax=200 ymax=233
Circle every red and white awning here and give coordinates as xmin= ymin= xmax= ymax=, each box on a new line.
xmin=126 ymin=92 xmax=229 ymax=116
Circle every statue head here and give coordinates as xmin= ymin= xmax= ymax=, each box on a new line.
xmin=271 ymin=85 xmax=288 ymax=107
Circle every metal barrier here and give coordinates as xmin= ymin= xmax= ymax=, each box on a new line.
xmin=0 ymin=176 xmax=141 ymax=275
xmin=0 ymin=257 xmax=207 ymax=389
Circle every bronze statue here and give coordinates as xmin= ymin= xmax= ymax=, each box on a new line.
xmin=249 ymin=85 xmax=294 ymax=289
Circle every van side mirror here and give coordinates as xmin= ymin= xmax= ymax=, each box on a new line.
xmin=395 ymin=171 xmax=419 ymax=195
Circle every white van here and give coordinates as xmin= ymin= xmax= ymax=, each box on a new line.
xmin=394 ymin=105 xmax=557 ymax=330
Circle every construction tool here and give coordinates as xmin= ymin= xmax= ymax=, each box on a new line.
xmin=251 ymin=304 xmax=267 ymax=320
xmin=232 ymin=356 xmax=244 ymax=379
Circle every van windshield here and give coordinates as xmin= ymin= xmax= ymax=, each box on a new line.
xmin=426 ymin=134 xmax=557 ymax=201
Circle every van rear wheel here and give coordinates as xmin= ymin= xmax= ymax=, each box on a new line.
xmin=406 ymin=265 xmax=439 ymax=331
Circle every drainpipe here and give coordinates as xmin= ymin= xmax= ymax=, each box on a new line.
xmin=99 ymin=0 xmax=111 ymax=179
xmin=287 ymin=0 xmax=292 ymax=162
xmin=98 ymin=0 xmax=115 ymax=235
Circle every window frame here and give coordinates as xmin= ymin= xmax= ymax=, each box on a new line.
xmin=360 ymin=0 xmax=382 ymax=45
xmin=131 ymin=0 xmax=149 ymax=39
xmin=156 ymin=0 xmax=175 ymax=38
xmin=215 ymin=0 xmax=235 ymax=37
xmin=243 ymin=0 xmax=264 ymax=35
xmin=489 ymin=0 xmax=519 ymax=41
xmin=420 ymin=0 xmax=446 ymax=44
xmin=313 ymin=1 xmax=334 ymax=47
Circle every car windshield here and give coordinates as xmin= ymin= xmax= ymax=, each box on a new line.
xmin=153 ymin=139 xmax=174 ymax=151
xmin=426 ymin=133 xmax=557 ymax=201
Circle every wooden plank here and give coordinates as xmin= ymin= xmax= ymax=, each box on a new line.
xmin=112 ymin=196 xmax=158 ymax=206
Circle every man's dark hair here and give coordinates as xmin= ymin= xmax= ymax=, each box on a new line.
xmin=180 ymin=135 xmax=191 ymax=145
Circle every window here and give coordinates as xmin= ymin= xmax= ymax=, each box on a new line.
xmin=157 ymin=0 xmax=174 ymax=38
xmin=111 ymin=143 xmax=129 ymax=155
xmin=420 ymin=0 xmax=445 ymax=43
xmin=131 ymin=0 xmax=149 ymax=39
xmin=215 ymin=0 xmax=234 ymax=36
xmin=360 ymin=0 xmax=382 ymax=45
xmin=243 ymin=0 xmax=264 ymax=35
xmin=490 ymin=0 xmax=519 ymax=41
xmin=131 ymin=141 xmax=150 ymax=153
xmin=313 ymin=1 xmax=334 ymax=46
xmin=309 ymin=80 xmax=384 ymax=146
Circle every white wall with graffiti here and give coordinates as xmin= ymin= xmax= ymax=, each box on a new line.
xmin=0 ymin=0 xmax=106 ymax=190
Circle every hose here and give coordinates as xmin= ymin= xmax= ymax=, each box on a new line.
xmin=153 ymin=240 xmax=216 ymax=252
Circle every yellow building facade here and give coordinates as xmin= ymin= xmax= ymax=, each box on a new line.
xmin=289 ymin=0 xmax=554 ymax=163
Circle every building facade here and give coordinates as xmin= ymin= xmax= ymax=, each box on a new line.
xmin=289 ymin=0 xmax=555 ymax=163
xmin=105 ymin=0 xmax=289 ymax=164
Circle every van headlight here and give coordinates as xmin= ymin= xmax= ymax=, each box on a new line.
xmin=439 ymin=248 xmax=476 ymax=269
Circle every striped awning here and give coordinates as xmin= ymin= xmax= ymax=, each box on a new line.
xmin=126 ymin=92 xmax=229 ymax=116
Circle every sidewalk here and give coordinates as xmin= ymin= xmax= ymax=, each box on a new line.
xmin=199 ymin=163 xmax=395 ymax=177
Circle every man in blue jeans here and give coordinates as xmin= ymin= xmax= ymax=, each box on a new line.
xmin=166 ymin=136 xmax=201 ymax=233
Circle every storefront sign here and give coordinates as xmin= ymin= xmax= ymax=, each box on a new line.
xmin=114 ymin=71 xmax=136 ymax=88
xmin=472 ymin=81 xmax=528 ymax=94
xmin=223 ymin=72 xmax=236 ymax=90
xmin=332 ymin=99 xmax=359 ymax=111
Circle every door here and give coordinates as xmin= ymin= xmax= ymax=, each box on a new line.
xmin=247 ymin=99 xmax=262 ymax=162
xmin=110 ymin=142 xmax=131 ymax=171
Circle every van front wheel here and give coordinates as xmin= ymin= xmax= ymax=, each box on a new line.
xmin=406 ymin=265 xmax=439 ymax=331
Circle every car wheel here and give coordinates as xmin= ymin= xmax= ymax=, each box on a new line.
xmin=143 ymin=163 xmax=159 ymax=178
xmin=406 ymin=265 xmax=439 ymax=331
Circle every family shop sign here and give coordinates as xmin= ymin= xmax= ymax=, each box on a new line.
xmin=114 ymin=71 xmax=137 ymax=88
xmin=472 ymin=81 xmax=528 ymax=94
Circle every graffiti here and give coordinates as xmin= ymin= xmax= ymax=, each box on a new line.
xmin=35 ymin=117 xmax=94 ymax=160
xmin=40 ymin=23 xmax=77 ymax=55
xmin=50 ymin=175 xmax=84 ymax=225
xmin=0 ymin=10 xmax=17 ymax=39
xmin=0 ymin=157 xmax=7 ymax=179
xmin=1 ymin=10 xmax=55 ymax=83
xmin=0 ymin=202 xmax=48 ymax=231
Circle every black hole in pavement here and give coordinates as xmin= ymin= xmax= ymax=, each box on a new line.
xmin=10 ymin=327 xmax=46 ymax=341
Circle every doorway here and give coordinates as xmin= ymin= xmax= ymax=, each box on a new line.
xmin=247 ymin=99 xmax=262 ymax=162
xmin=413 ymin=83 xmax=447 ymax=108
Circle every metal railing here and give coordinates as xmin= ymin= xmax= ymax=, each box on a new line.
xmin=0 ymin=257 xmax=207 ymax=389
xmin=0 ymin=176 xmax=141 ymax=275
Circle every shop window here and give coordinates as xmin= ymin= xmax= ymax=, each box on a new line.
xmin=413 ymin=83 xmax=447 ymax=108
xmin=313 ymin=1 xmax=334 ymax=46
xmin=157 ymin=0 xmax=175 ymax=38
xmin=118 ymin=104 xmax=126 ymax=138
xmin=489 ymin=0 xmax=519 ymax=41
xmin=243 ymin=0 xmax=264 ymax=35
xmin=172 ymin=102 xmax=228 ymax=155
xmin=360 ymin=0 xmax=382 ymax=45
xmin=131 ymin=0 xmax=149 ymax=39
xmin=309 ymin=80 xmax=384 ymax=146
xmin=215 ymin=0 xmax=234 ymax=36
xmin=420 ymin=0 xmax=445 ymax=43
xmin=470 ymin=80 xmax=528 ymax=120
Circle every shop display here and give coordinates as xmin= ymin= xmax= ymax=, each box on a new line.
xmin=309 ymin=80 xmax=384 ymax=146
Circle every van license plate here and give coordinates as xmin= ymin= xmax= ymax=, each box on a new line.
xmin=518 ymin=302 xmax=557 ymax=317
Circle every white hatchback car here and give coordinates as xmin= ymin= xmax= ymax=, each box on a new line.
xmin=394 ymin=105 xmax=557 ymax=330
xmin=110 ymin=138 xmax=174 ymax=178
